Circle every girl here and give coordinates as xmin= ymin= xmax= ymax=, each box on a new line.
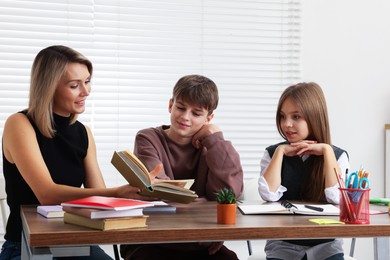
xmin=258 ymin=82 xmax=349 ymax=260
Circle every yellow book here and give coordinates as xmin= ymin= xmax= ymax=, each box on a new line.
xmin=64 ymin=212 xmax=148 ymax=230
xmin=111 ymin=150 xmax=198 ymax=204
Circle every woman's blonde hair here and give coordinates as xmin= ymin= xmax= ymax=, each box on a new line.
xmin=27 ymin=45 xmax=92 ymax=138
xmin=276 ymin=82 xmax=331 ymax=202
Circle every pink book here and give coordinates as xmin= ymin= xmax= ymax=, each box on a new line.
xmin=61 ymin=196 xmax=153 ymax=211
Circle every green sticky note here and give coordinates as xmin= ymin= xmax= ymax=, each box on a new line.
xmin=309 ymin=218 xmax=345 ymax=225
xmin=370 ymin=198 xmax=390 ymax=205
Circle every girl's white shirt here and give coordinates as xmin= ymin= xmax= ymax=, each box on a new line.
xmin=258 ymin=151 xmax=350 ymax=204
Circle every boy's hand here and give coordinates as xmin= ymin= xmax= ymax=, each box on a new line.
xmin=149 ymin=163 xmax=163 ymax=185
xmin=117 ymin=163 xmax=163 ymax=201
xmin=206 ymin=242 xmax=224 ymax=255
xmin=192 ymin=124 xmax=221 ymax=148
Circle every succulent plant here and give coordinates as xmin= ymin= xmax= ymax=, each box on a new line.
xmin=215 ymin=187 xmax=237 ymax=204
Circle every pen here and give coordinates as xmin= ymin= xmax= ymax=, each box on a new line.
xmin=281 ymin=200 xmax=297 ymax=209
xmin=304 ymin=205 xmax=324 ymax=212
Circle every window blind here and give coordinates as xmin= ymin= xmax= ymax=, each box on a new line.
xmin=0 ymin=0 xmax=300 ymax=186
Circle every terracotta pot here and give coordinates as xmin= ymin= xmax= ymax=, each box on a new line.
xmin=217 ymin=203 xmax=237 ymax=224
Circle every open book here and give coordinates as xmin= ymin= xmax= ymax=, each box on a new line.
xmin=238 ymin=201 xmax=340 ymax=216
xmin=111 ymin=150 xmax=198 ymax=204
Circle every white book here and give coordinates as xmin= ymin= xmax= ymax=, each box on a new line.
xmin=143 ymin=201 xmax=176 ymax=214
xmin=62 ymin=206 xmax=144 ymax=219
xmin=37 ymin=205 xmax=64 ymax=218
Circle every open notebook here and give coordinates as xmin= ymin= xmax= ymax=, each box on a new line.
xmin=238 ymin=201 xmax=340 ymax=216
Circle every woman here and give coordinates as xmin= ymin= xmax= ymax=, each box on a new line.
xmin=0 ymin=45 xmax=161 ymax=260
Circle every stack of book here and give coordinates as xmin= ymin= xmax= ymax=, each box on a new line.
xmin=60 ymin=196 xmax=154 ymax=230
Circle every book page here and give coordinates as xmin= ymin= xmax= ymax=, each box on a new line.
xmin=156 ymin=179 xmax=194 ymax=189
xmin=239 ymin=202 xmax=340 ymax=215
xmin=122 ymin=150 xmax=150 ymax=176
xmin=292 ymin=204 xmax=340 ymax=215
xmin=117 ymin=151 xmax=151 ymax=187
xmin=152 ymin=185 xmax=197 ymax=195
xmin=238 ymin=204 xmax=290 ymax=215
xmin=154 ymin=182 xmax=196 ymax=193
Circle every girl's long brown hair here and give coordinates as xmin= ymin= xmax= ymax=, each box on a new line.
xmin=276 ymin=82 xmax=331 ymax=202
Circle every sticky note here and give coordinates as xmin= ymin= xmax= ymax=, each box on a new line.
xmin=309 ymin=218 xmax=345 ymax=225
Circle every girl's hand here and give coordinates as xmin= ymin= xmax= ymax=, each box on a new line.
xmin=290 ymin=141 xmax=328 ymax=156
xmin=280 ymin=140 xmax=318 ymax=157
xmin=278 ymin=144 xmax=300 ymax=157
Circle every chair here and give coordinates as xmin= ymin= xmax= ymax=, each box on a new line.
xmin=242 ymin=178 xmax=266 ymax=258
xmin=246 ymin=238 xmax=356 ymax=260
xmin=242 ymin=178 xmax=357 ymax=260
xmin=113 ymin=244 xmax=120 ymax=260
xmin=0 ymin=178 xmax=8 ymax=232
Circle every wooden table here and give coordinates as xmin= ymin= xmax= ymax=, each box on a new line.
xmin=21 ymin=202 xmax=390 ymax=259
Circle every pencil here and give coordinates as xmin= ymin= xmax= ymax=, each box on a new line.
xmin=334 ymin=168 xmax=355 ymax=222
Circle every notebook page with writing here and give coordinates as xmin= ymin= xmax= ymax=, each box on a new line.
xmin=238 ymin=202 xmax=340 ymax=216
xmin=290 ymin=204 xmax=340 ymax=215
xmin=238 ymin=203 xmax=289 ymax=214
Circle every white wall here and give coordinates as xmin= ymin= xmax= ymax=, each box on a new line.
xmin=301 ymin=0 xmax=390 ymax=198
xmin=301 ymin=1 xmax=390 ymax=259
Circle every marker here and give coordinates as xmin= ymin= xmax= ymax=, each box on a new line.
xmin=304 ymin=205 xmax=324 ymax=212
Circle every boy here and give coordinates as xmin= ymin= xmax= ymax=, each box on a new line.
xmin=120 ymin=74 xmax=243 ymax=260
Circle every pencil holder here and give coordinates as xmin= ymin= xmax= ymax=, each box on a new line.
xmin=339 ymin=188 xmax=370 ymax=224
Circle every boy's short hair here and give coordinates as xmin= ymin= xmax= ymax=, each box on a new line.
xmin=172 ymin=75 xmax=219 ymax=115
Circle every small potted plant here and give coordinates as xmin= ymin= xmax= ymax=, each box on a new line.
xmin=215 ymin=187 xmax=237 ymax=224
